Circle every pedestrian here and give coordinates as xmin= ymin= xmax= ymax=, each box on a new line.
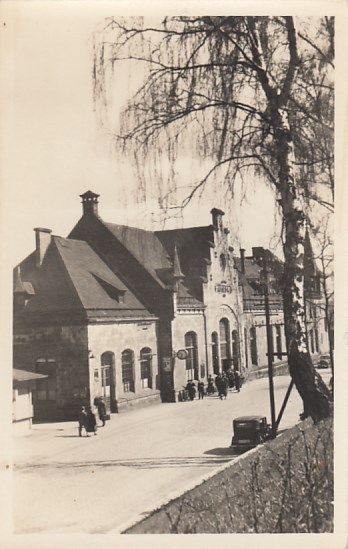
xmin=86 ymin=406 xmax=98 ymax=436
xmin=221 ymin=374 xmax=228 ymax=399
xmin=215 ymin=374 xmax=222 ymax=399
xmin=96 ymin=397 xmax=107 ymax=427
xmin=207 ymin=375 xmax=215 ymax=395
xmin=234 ymin=369 xmax=241 ymax=392
xmin=186 ymin=380 xmax=196 ymax=400
xmin=78 ymin=406 xmax=88 ymax=437
xmin=197 ymin=380 xmax=205 ymax=399
xmin=228 ymin=370 xmax=235 ymax=390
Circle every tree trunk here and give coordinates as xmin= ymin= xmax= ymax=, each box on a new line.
xmin=275 ymin=109 xmax=332 ymax=422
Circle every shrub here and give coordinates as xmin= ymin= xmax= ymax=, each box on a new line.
xmin=125 ymin=418 xmax=333 ymax=533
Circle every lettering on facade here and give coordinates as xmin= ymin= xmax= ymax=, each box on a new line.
xmin=215 ymin=284 xmax=232 ymax=294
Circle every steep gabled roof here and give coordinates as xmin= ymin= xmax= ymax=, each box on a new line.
xmin=103 ymin=222 xmax=172 ymax=288
xmin=14 ymin=237 xmax=153 ymax=318
xmin=54 ymin=237 xmax=149 ymax=313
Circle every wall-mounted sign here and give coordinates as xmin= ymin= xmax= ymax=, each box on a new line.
xmin=162 ymin=357 xmax=173 ymax=372
xmin=176 ymin=349 xmax=188 ymax=360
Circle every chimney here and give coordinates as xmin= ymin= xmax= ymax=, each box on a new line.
xmin=211 ymin=208 xmax=225 ymax=230
xmin=34 ymin=227 xmax=52 ymax=267
xmin=240 ymin=248 xmax=245 ymax=274
xmin=80 ymin=190 xmax=99 ymax=216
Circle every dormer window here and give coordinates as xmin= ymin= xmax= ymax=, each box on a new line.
xmin=92 ymin=273 xmax=126 ymax=303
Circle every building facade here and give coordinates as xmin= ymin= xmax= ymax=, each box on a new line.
xmin=13 ymin=191 xmax=330 ymax=420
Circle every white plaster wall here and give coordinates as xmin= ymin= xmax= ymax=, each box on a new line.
xmin=87 ymin=320 xmax=160 ymax=405
xmin=171 ymin=311 xmax=206 ymax=389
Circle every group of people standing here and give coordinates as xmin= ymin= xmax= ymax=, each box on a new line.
xmin=78 ymin=397 xmax=108 ymax=437
xmin=185 ymin=370 xmax=242 ymax=402
xmin=215 ymin=369 xmax=242 ymax=399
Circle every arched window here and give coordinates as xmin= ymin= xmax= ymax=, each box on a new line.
xmin=140 ymin=347 xmax=152 ymax=389
xmin=100 ymin=352 xmax=116 ymax=408
xmin=211 ymin=331 xmax=219 ymax=375
xmin=244 ymin=328 xmax=249 ymax=369
xmin=314 ymin=328 xmax=319 ymax=353
xmin=185 ymin=331 xmax=199 ymax=381
xmin=219 ymin=318 xmax=231 ymax=371
xmin=232 ymin=329 xmax=240 ymax=370
xmin=121 ymin=349 xmax=135 ymax=392
xmin=250 ymin=327 xmax=258 ymax=366
xmin=309 ymin=330 xmax=315 ymax=354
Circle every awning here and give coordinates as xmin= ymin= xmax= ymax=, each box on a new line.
xmin=13 ymin=368 xmax=48 ymax=382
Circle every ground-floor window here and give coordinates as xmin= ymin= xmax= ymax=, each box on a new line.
xmin=185 ymin=331 xmax=199 ymax=380
xmin=34 ymin=358 xmax=57 ymax=401
xmin=140 ymin=347 xmax=153 ymax=389
xmin=314 ymin=328 xmax=319 ymax=353
xmin=122 ymin=349 xmax=135 ymax=392
xmin=232 ymin=329 xmax=239 ymax=370
xmin=211 ymin=331 xmax=219 ymax=374
xmin=244 ymin=328 xmax=249 ymax=369
xmin=219 ymin=318 xmax=231 ymax=363
xmin=250 ymin=327 xmax=258 ymax=366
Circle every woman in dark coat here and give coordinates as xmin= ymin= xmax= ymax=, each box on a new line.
xmin=86 ymin=406 xmax=97 ymax=436
xmin=96 ymin=398 xmax=107 ymax=427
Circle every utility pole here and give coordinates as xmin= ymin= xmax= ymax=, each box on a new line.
xmin=262 ymin=255 xmax=276 ymax=438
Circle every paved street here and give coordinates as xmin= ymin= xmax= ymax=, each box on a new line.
xmin=13 ymin=372 xmax=330 ymax=534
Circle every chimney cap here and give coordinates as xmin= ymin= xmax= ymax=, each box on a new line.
xmin=34 ymin=227 xmax=52 ymax=234
xmin=80 ymin=190 xmax=100 ymax=200
xmin=210 ymin=207 xmax=225 ymax=216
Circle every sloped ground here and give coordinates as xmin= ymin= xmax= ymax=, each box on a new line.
xmin=125 ymin=417 xmax=333 ymax=533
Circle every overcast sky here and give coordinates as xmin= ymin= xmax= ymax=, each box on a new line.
xmin=1 ymin=4 xmax=344 ymax=269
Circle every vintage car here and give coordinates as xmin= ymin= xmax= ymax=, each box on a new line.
xmin=230 ymin=415 xmax=271 ymax=451
xmin=316 ymin=354 xmax=331 ymax=369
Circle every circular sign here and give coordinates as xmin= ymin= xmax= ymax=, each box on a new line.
xmin=176 ymin=349 xmax=188 ymax=360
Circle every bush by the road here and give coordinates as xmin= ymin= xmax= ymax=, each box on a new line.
xmin=125 ymin=417 xmax=333 ymax=534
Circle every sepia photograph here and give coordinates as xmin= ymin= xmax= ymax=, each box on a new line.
xmin=1 ymin=2 xmax=347 ymax=547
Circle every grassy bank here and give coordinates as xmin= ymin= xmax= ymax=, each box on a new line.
xmin=125 ymin=417 xmax=333 ymax=534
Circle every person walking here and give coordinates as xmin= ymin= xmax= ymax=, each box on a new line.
xmin=186 ymin=380 xmax=196 ymax=401
xmin=86 ymin=406 xmax=98 ymax=436
xmin=197 ymin=380 xmax=205 ymax=400
xmin=221 ymin=374 xmax=228 ymax=399
xmin=78 ymin=406 xmax=88 ymax=437
xmin=207 ymin=375 xmax=215 ymax=395
xmin=96 ymin=397 xmax=107 ymax=427
xmin=234 ymin=369 xmax=241 ymax=392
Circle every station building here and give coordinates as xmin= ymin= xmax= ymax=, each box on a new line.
xmin=13 ymin=191 xmax=329 ymax=421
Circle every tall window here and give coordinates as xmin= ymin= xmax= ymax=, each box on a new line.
xmin=211 ymin=331 xmax=219 ymax=375
xmin=244 ymin=328 xmax=249 ymax=369
xmin=250 ymin=327 xmax=258 ymax=366
xmin=122 ymin=349 xmax=135 ymax=392
xmin=34 ymin=358 xmax=57 ymax=401
xmin=101 ymin=352 xmax=114 ymax=392
xmin=219 ymin=318 xmax=231 ymax=371
xmin=185 ymin=331 xmax=199 ymax=380
xmin=140 ymin=347 xmax=152 ymax=389
xmin=232 ymin=329 xmax=239 ymax=370
xmin=314 ymin=328 xmax=319 ymax=353
xmin=275 ymin=325 xmax=282 ymax=360
xmin=309 ymin=330 xmax=315 ymax=354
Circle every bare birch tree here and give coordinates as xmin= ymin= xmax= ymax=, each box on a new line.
xmin=93 ymin=16 xmax=333 ymax=420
